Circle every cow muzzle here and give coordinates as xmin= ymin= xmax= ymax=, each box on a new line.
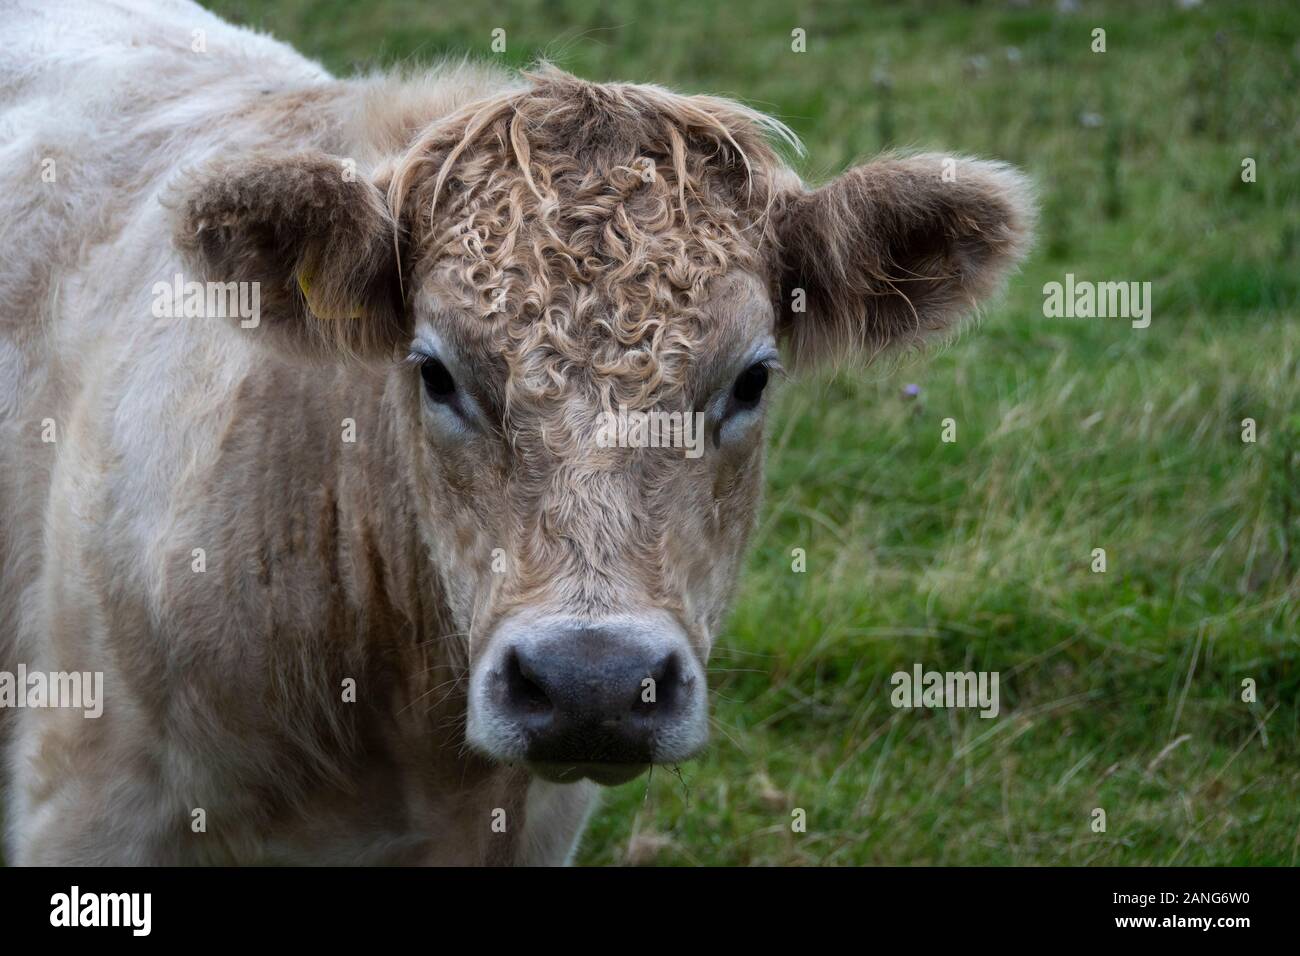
xmin=466 ymin=612 xmax=709 ymax=785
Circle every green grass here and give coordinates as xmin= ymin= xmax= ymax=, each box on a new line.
xmin=204 ymin=0 xmax=1300 ymax=864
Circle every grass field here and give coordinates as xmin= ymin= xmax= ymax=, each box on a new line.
xmin=203 ymin=0 xmax=1300 ymax=865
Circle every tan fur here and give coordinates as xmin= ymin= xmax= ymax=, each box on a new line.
xmin=0 ymin=0 xmax=1033 ymax=864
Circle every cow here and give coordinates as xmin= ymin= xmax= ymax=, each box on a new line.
xmin=0 ymin=0 xmax=1034 ymax=864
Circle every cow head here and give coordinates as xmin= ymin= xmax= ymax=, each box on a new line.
xmin=175 ymin=67 xmax=1033 ymax=785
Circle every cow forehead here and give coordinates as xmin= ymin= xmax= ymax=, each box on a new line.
xmin=418 ymin=176 xmax=766 ymax=385
xmin=416 ymin=260 xmax=773 ymax=414
xmin=393 ymin=78 xmax=786 ymax=408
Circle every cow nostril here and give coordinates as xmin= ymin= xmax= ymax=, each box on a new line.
xmin=501 ymin=648 xmax=553 ymax=716
xmin=634 ymin=651 xmax=685 ymax=716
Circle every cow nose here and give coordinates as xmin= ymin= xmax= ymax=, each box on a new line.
xmin=472 ymin=619 xmax=708 ymax=780
xmin=501 ymin=630 xmax=686 ymax=762
xmin=503 ymin=633 xmax=687 ymax=738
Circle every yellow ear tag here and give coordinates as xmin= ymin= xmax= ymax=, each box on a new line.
xmin=297 ymin=267 xmax=364 ymax=321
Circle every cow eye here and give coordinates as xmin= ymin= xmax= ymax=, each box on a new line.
xmin=420 ymin=356 xmax=457 ymax=401
xmin=731 ymin=362 xmax=770 ymax=407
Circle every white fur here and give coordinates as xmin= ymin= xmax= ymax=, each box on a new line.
xmin=0 ymin=0 xmax=593 ymax=865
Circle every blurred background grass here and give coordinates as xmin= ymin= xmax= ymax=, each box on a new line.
xmin=203 ymin=0 xmax=1300 ymax=865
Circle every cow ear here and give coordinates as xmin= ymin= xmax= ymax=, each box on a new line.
xmin=173 ymin=150 xmax=406 ymax=360
xmin=773 ymin=153 xmax=1034 ymax=368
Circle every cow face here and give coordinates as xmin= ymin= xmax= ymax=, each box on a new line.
xmin=176 ymin=69 xmax=1033 ymax=784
